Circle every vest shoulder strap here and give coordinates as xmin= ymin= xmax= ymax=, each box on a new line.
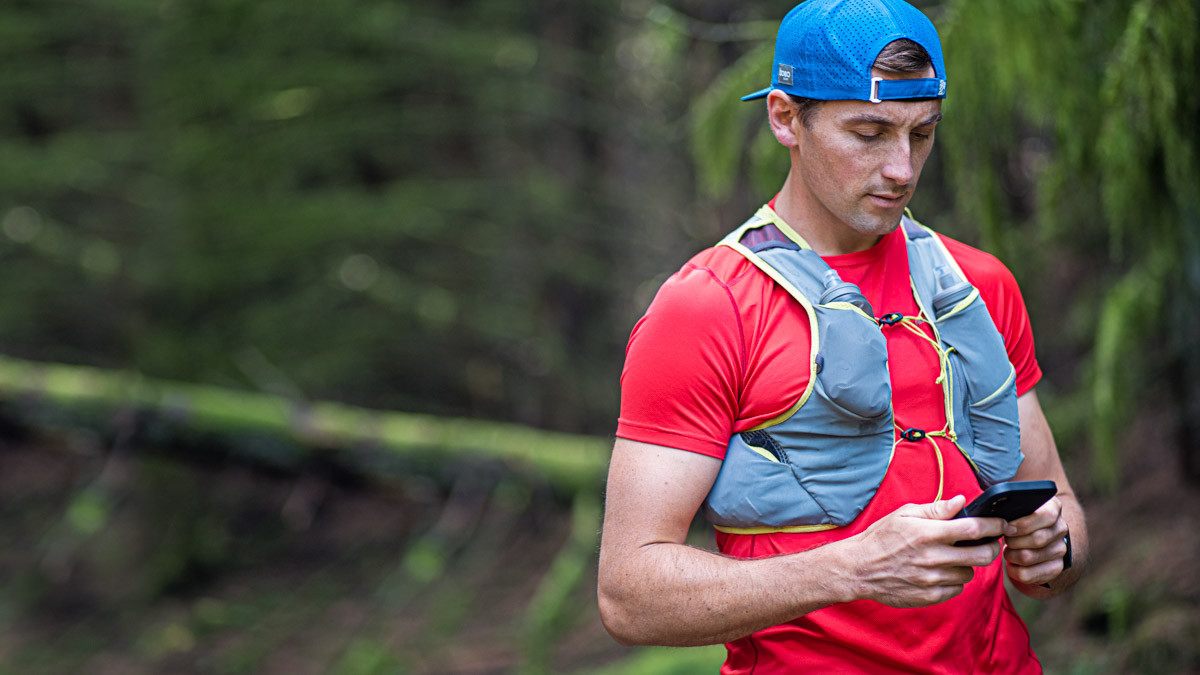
xmin=900 ymin=215 xmax=971 ymax=316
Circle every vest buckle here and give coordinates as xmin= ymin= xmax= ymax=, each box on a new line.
xmin=900 ymin=427 xmax=927 ymax=442
xmin=878 ymin=313 xmax=904 ymax=326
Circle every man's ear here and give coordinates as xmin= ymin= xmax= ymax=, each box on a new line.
xmin=767 ymin=90 xmax=801 ymax=148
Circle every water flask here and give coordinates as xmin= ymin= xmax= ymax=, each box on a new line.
xmin=820 ymin=269 xmax=874 ymax=317
xmin=931 ymin=265 xmax=972 ymax=318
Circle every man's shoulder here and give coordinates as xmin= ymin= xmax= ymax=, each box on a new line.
xmin=679 ymin=244 xmax=759 ymax=282
xmin=657 ymin=244 xmax=771 ymax=300
xmin=638 ymin=243 xmax=785 ymax=337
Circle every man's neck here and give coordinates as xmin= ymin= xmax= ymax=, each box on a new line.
xmin=773 ymin=174 xmax=883 ymax=257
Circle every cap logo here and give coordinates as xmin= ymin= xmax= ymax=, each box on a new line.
xmin=777 ymin=64 xmax=794 ymax=87
xmin=938 ymin=79 xmax=946 ymax=96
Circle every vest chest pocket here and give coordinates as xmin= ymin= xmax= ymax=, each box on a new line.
xmin=702 ymin=305 xmax=894 ymax=531
xmin=701 ymin=430 xmax=831 ymax=530
xmin=767 ymin=305 xmax=894 ymax=527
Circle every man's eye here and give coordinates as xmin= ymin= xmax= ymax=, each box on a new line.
xmin=913 ymin=132 xmax=931 ymax=140
xmin=855 ymin=132 xmax=880 ymax=141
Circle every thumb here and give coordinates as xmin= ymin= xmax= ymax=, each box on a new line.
xmin=914 ymin=494 xmax=966 ymax=521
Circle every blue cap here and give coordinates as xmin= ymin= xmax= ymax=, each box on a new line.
xmin=742 ymin=0 xmax=947 ymax=103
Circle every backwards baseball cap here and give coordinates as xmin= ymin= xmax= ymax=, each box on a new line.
xmin=742 ymin=0 xmax=947 ymax=103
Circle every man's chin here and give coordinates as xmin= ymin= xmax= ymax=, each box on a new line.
xmin=849 ymin=214 xmax=904 ymax=237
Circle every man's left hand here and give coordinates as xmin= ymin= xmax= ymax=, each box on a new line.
xmin=1003 ymin=497 xmax=1070 ymax=586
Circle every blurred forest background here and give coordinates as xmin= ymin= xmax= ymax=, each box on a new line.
xmin=0 ymin=0 xmax=1197 ymax=673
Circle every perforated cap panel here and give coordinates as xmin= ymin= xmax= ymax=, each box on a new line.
xmin=741 ymin=0 xmax=947 ymax=103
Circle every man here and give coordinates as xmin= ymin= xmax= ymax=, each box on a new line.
xmin=597 ymin=0 xmax=1088 ymax=672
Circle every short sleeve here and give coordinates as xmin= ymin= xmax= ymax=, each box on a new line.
xmin=616 ymin=261 xmax=747 ymax=459
xmin=941 ymin=236 xmax=1043 ymax=396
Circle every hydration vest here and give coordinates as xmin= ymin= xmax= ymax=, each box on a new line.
xmin=701 ymin=206 xmax=1023 ymax=534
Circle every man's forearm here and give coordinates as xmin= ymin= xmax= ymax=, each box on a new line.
xmin=598 ymin=441 xmax=1007 ymax=646
xmin=598 ymin=495 xmax=1008 ymax=646
xmin=598 ymin=539 xmax=853 ymax=646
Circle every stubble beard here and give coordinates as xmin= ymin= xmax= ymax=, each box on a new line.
xmin=844 ymin=200 xmax=907 ymax=238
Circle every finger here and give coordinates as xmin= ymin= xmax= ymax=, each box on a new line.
xmin=915 ymin=565 xmax=976 ymax=590
xmin=892 ymin=583 xmax=966 ymax=609
xmin=935 ymin=582 xmax=967 ymax=604
xmin=943 ymin=515 xmax=1007 ymax=547
xmin=958 ymin=538 xmax=1004 ymax=566
xmin=1008 ymin=497 xmax=1062 ymax=536
xmin=1006 ymin=556 xmax=1064 ymax=586
xmin=921 ymin=582 xmax=969 ymax=607
xmin=939 ymin=565 xmax=976 ymax=588
xmin=1006 ymin=518 xmax=1068 ymax=552
xmin=904 ymin=494 xmax=966 ymax=521
xmin=939 ymin=542 xmax=1003 ymax=569
xmin=1005 ymin=535 xmax=1068 ymax=567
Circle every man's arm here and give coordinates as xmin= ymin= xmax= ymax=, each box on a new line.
xmin=597 ymin=438 xmax=1008 ymax=646
xmin=1005 ymin=389 xmax=1089 ymax=597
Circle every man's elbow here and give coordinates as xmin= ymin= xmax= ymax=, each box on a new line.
xmin=597 ymin=579 xmax=656 ymax=646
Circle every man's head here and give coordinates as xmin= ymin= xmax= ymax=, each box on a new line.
xmin=748 ymin=0 xmax=948 ymax=251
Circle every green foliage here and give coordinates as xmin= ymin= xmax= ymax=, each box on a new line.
xmin=334 ymin=639 xmax=406 ymax=675
xmin=690 ymin=43 xmax=773 ymax=200
xmin=584 ymin=644 xmax=726 ymax=674
xmin=66 ymin=487 xmax=112 ymax=536
xmin=689 ymin=40 xmax=794 ymax=204
xmin=940 ymin=0 xmax=1200 ymax=491
xmin=522 ymin=492 xmax=601 ymax=673
xmin=0 ymin=0 xmax=632 ymax=434
xmin=401 ymin=538 xmax=448 ymax=585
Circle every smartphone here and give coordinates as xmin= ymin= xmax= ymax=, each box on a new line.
xmin=952 ymin=480 xmax=1057 ymax=547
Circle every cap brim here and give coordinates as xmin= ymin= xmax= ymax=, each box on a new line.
xmin=740 ymin=86 xmax=772 ymax=102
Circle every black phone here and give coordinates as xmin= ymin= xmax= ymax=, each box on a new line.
xmin=952 ymin=480 xmax=1057 ymax=547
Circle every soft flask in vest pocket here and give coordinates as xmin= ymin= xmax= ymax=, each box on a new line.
xmin=928 ymin=267 xmax=1022 ymax=487
xmin=701 ymin=243 xmax=894 ymax=532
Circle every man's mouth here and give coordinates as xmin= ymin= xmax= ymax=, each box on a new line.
xmin=868 ymin=193 xmax=906 ymax=207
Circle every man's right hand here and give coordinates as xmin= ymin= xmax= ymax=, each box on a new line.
xmin=840 ymin=495 xmax=1006 ymax=608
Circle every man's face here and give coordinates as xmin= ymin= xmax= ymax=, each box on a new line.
xmin=793 ymin=66 xmax=942 ymax=240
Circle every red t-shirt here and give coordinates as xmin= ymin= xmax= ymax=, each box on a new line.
xmin=616 ymin=207 xmax=1044 ymax=674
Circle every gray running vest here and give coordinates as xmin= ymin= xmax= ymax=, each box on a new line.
xmin=702 ymin=208 xmax=1023 ymax=534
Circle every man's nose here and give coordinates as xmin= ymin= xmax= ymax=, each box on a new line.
xmin=881 ymin=139 xmax=914 ymax=186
